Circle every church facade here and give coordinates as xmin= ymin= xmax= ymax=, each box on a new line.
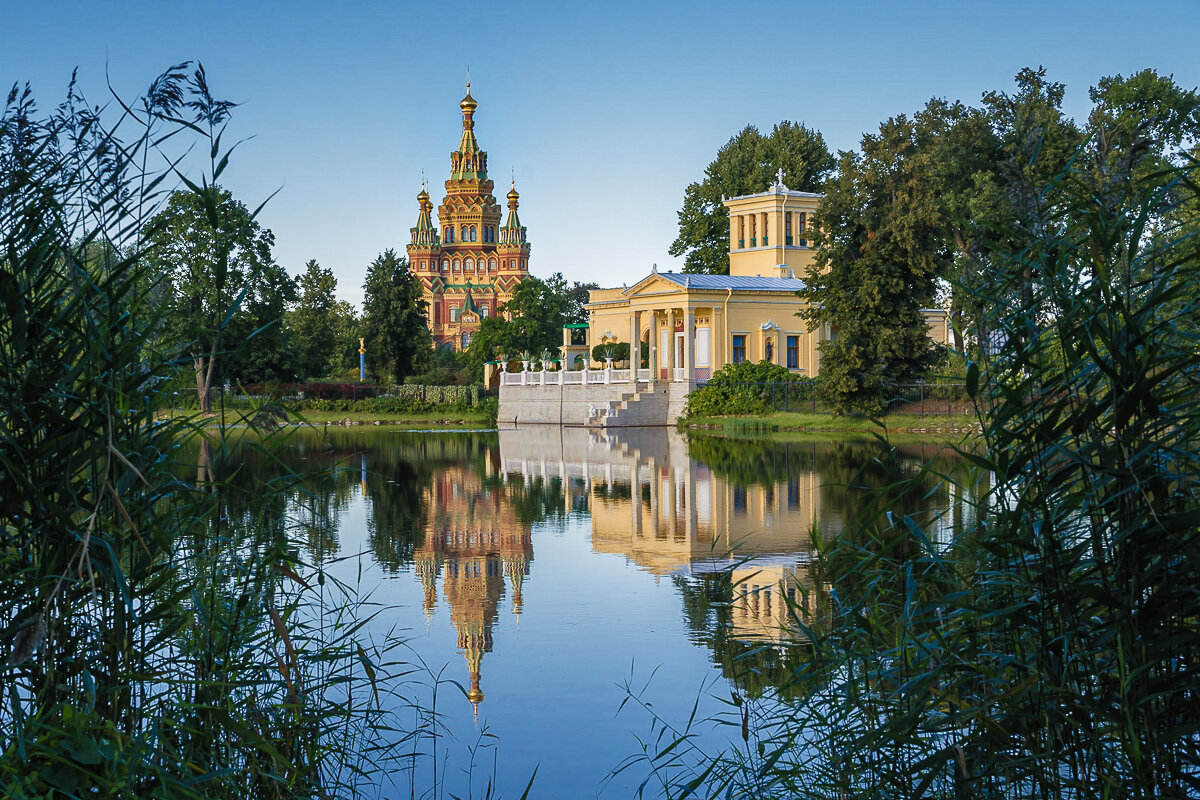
xmin=407 ymin=84 xmax=531 ymax=351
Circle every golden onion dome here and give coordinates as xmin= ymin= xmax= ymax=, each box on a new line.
xmin=460 ymin=87 xmax=477 ymax=112
xmin=507 ymin=186 xmax=519 ymax=202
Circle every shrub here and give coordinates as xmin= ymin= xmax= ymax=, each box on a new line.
xmin=684 ymin=361 xmax=813 ymax=417
xmin=591 ymin=342 xmax=648 ymax=366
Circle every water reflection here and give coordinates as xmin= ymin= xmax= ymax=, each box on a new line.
xmin=414 ymin=461 xmax=532 ymax=711
xmin=190 ymin=426 xmax=975 ymax=794
xmin=204 ymin=427 xmax=973 ymax=711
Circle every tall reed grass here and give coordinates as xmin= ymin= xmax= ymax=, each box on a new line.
xmin=620 ymin=137 xmax=1200 ymax=798
xmin=0 ymin=66 xmax=410 ymax=798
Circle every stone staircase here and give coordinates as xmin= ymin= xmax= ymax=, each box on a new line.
xmin=586 ymin=384 xmax=671 ymax=428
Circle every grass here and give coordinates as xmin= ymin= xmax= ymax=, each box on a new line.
xmin=159 ymin=408 xmax=496 ymax=428
xmin=682 ymin=410 xmax=979 ymax=437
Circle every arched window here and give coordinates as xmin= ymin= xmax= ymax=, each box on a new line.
xmin=461 ymin=225 xmax=468 ymax=241
xmin=488 ymin=259 xmax=496 ymax=272
xmin=453 ymin=259 xmax=460 ymax=272
xmin=450 ymin=306 xmax=459 ymax=322
xmin=465 ymin=258 xmax=474 ymax=271
xmin=470 ymin=225 xmax=477 ymax=242
xmin=441 ymin=258 xmax=449 ymax=272
xmin=480 ymin=306 xmax=489 ymax=318
xmin=446 ymin=227 xmax=454 ymax=243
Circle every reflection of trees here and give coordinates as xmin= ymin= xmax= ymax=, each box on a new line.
xmin=181 ymin=429 xmax=508 ymax=573
xmin=672 ymin=572 xmax=818 ymax=702
xmin=362 ymin=432 xmax=498 ymax=573
xmin=493 ymin=476 xmax=567 ymax=525
xmin=676 ymin=434 xmax=979 ymax=700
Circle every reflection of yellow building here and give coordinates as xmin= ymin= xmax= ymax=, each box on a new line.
xmin=584 ymin=174 xmax=949 ymax=380
xmin=414 ymin=463 xmax=532 ymax=711
xmin=730 ymin=565 xmax=813 ymax=643
xmin=498 ymin=427 xmax=830 ymax=642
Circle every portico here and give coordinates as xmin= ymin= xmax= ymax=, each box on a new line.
xmin=586 ymin=267 xmax=823 ymax=384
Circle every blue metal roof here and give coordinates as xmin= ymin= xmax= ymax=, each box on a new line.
xmin=656 ymin=272 xmax=806 ymax=292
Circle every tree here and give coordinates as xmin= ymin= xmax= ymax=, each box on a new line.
xmin=567 ymin=280 xmax=598 ymax=324
xmin=361 ymin=249 xmax=431 ymax=383
xmin=286 ymin=259 xmax=341 ymax=379
xmin=144 ymin=186 xmax=294 ymax=411
xmin=671 ymin=122 xmax=834 ymax=274
xmin=800 ymin=115 xmax=945 ymax=414
xmin=463 ymin=272 xmax=578 ymax=378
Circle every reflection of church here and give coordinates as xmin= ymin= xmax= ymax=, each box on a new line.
xmin=498 ymin=427 xmax=830 ymax=643
xmin=414 ymin=463 xmax=532 ymax=711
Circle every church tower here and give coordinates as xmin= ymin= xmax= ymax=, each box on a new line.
xmin=409 ymin=82 xmax=532 ymax=351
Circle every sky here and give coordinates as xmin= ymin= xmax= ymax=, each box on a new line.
xmin=4 ymin=0 xmax=1199 ymax=306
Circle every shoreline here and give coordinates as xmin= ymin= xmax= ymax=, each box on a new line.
xmin=681 ymin=411 xmax=981 ymax=439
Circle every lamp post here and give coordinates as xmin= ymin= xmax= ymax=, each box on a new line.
xmin=359 ymin=338 xmax=366 ymax=382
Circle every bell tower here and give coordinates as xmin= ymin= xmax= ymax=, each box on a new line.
xmin=409 ymin=80 xmax=532 ymax=351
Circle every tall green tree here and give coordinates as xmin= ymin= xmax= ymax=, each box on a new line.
xmin=463 ymin=272 xmax=579 ymax=378
xmin=286 ymin=258 xmax=341 ymax=379
xmin=144 ymin=186 xmax=295 ymax=411
xmin=671 ymin=122 xmax=834 ymax=274
xmin=361 ymin=249 xmax=431 ymax=382
xmin=799 ymin=115 xmax=945 ymax=414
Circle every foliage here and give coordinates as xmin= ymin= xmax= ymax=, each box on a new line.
xmin=361 ymin=249 xmax=432 ymax=383
xmin=282 ymin=384 xmax=483 ymax=413
xmin=671 ymin=122 xmax=834 ymax=274
xmin=567 ymin=280 xmax=597 ymax=324
xmin=285 ymin=258 xmax=359 ymax=380
xmin=799 ymin=112 xmax=946 ymax=414
xmin=463 ymin=272 xmax=577 ymax=376
xmin=628 ymin=94 xmax=1200 ymax=800
xmin=145 ymin=184 xmax=297 ymax=408
xmin=0 ymin=65 xmax=403 ymax=798
xmin=590 ymin=341 xmax=648 ymax=365
xmin=683 ymin=361 xmax=813 ymax=417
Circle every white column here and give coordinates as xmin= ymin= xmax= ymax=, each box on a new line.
xmin=684 ymin=308 xmax=695 ymax=383
xmin=647 ymin=312 xmax=657 ymax=385
xmin=667 ymin=309 xmax=677 ymax=379
xmin=629 ymin=309 xmax=639 ymax=384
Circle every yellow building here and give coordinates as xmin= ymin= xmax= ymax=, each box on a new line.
xmin=583 ymin=172 xmax=948 ymax=380
xmin=407 ymin=83 xmax=532 ymax=351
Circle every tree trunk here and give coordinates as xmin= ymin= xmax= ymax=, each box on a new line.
xmin=194 ymin=336 xmax=220 ymax=414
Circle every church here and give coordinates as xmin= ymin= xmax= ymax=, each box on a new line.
xmin=407 ymin=83 xmax=531 ymax=351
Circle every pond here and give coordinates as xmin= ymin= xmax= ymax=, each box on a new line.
xmin=219 ymin=426 xmax=971 ymax=798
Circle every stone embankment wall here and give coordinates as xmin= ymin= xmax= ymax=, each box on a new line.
xmin=497 ymin=383 xmax=692 ymax=427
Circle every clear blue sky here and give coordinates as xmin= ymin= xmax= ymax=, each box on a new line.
xmin=4 ymin=0 xmax=1198 ymax=306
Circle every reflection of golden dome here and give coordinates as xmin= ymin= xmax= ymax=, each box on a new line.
xmin=467 ymin=687 xmax=485 ymax=704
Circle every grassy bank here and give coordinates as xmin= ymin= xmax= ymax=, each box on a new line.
xmin=682 ymin=410 xmax=980 ymax=438
xmin=160 ymin=408 xmax=497 ymax=428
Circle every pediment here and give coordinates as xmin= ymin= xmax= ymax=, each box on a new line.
xmin=624 ymin=273 xmax=687 ymax=297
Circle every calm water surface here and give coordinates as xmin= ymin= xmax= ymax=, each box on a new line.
xmin=241 ymin=426 xmax=968 ymax=797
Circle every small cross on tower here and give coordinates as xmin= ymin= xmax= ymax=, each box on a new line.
xmin=775 ymin=168 xmax=786 ymax=189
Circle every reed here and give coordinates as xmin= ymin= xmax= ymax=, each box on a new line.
xmin=620 ymin=138 xmax=1200 ymax=798
xmin=0 ymin=67 xmax=411 ymax=798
